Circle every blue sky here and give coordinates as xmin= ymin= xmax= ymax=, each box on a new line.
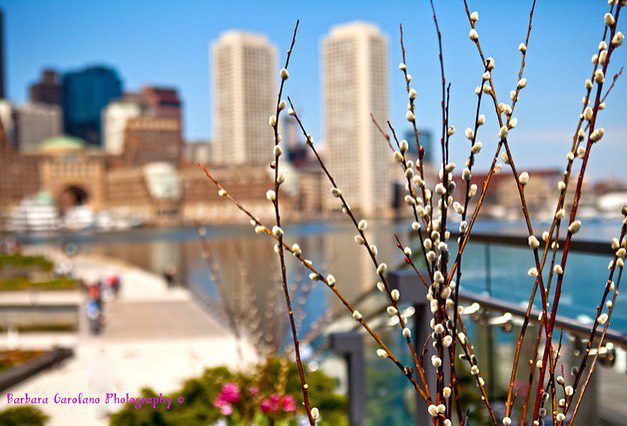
xmin=1 ymin=0 xmax=625 ymax=180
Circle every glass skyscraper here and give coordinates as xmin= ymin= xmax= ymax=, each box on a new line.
xmin=63 ymin=66 xmax=122 ymax=147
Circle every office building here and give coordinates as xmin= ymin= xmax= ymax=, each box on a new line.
xmin=323 ymin=22 xmax=391 ymax=216
xmin=212 ymin=31 xmax=276 ymax=165
xmin=102 ymin=101 xmax=142 ymax=154
xmin=63 ymin=65 xmax=122 ymax=146
xmin=14 ymin=102 xmax=62 ymax=152
xmin=29 ymin=69 xmax=63 ymax=106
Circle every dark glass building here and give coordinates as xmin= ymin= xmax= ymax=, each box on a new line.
xmin=63 ymin=66 xmax=122 ymax=146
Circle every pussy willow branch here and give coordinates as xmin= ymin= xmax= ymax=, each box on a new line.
xmin=429 ymin=2 xmax=453 ymax=416
xmin=462 ymin=0 xmax=552 ymax=334
xmin=459 ymin=1 xmax=565 ymax=419
xmin=197 ymin=233 xmax=245 ymax=360
xmin=265 ymin=20 xmax=315 ymax=424
xmin=564 ymin=223 xmax=626 ymax=420
xmin=287 ymin=97 xmax=435 ymax=403
xmin=370 ymin=115 xmax=434 ymax=279
xmin=450 ymin=73 xmax=486 ymax=422
xmin=568 ymin=235 xmax=625 ymax=424
xmin=399 ymin=24 xmax=431 ymax=222
xmin=531 ymin=4 xmax=623 ymax=420
xmin=519 ymin=53 xmax=622 ymax=426
xmin=455 ymin=320 xmax=497 ymax=424
xmin=197 ymin=163 xmax=431 ymax=401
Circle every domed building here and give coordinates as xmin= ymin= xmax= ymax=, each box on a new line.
xmin=39 ymin=135 xmax=86 ymax=154
xmin=38 ymin=135 xmax=107 ymax=212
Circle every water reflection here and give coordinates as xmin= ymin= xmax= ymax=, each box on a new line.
xmin=19 ymin=218 xmax=627 ymax=336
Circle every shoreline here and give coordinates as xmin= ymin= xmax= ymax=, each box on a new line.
xmin=0 ymin=252 xmax=256 ymax=425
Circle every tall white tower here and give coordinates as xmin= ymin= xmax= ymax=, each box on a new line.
xmin=212 ymin=31 xmax=276 ymax=165
xmin=323 ymin=22 xmax=391 ymax=216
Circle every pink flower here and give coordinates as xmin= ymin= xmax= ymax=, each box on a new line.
xmin=281 ymin=395 xmax=296 ymax=412
xmin=220 ymin=382 xmax=240 ymax=403
xmin=260 ymin=395 xmax=280 ymax=413
xmin=270 ymin=394 xmax=280 ymax=406
xmin=260 ymin=399 xmax=273 ymax=413
xmin=249 ymin=386 xmax=260 ymax=396
xmin=214 ymin=395 xmax=228 ymax=408
xmin=220 ymin=404 xmax=233 ymax=416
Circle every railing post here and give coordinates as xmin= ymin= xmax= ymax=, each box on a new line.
xmin=329 ymin=330 xmax=365 ymax=426
xmin=388 ymin=269 xmax=436 ymax=426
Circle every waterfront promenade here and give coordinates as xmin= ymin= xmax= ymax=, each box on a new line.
xmin=0 ymin=252 xmax=255 ymax=425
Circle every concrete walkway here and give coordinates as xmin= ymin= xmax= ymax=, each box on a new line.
xmin=0 ymin=253 xmax=255 ymax=426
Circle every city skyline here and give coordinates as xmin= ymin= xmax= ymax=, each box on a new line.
xmin=1 ymin=0 xmax=626 ymax=179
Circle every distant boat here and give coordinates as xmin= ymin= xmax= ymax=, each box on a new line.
xmin=64 ymin=205 xmax=96 ymax=231
xmin=6 ymin=193 xmax=61 ymax=232
xmin=597 ymin=192 xmax=627 ymax=217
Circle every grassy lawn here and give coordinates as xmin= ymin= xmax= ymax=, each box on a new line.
xmin=0 ymin=253 xmax=77 ymax=291
xmin=0 ymin=276 xmax=78 ymax=291
xmin=0 ymin=254 xmax=54 ymax=273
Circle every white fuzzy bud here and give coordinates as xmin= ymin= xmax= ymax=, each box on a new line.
xmin=470 ymin=11 xmax=479 ymax=21
xmin=266 ymin=189 xmax=276 ymax=201
xmin=528 ymin=235 xmax=540 ymax=249
xmin=402 ymin=328 xmax=412 ymax=338
xmin=377 ymin=263 xmax=387 ymax=276
xmin=326 ymin=274 xmax=336 ymax=287
xmin=499 ymin=126 xmax=509 ymax=139
xmin=518 ymin=42 xmax=527 ymax=53
xmin=358 ymin=220 xmax=368 ymax=231
xmin=442 ymin=335 xmax=453 ymax=347
xmin=590 ymin=128 xmax=605 ymax=142
xmin=605 ymin=13 xmax=616 ymax=26
xmin=391 ymin=289 xmax=400 ymax=301
xmin=519 ymin=171 xmax=530 ymax=186
xmin=469 ymin=29 xmax=479 ymax=41
xmin=598 ymin=313 xmax=608 ymax=324
xmin=465 ymin=127 xmax=475 ymax=140
xmin=331 ymin=187 xmax=342 ymax=197
xmin=565 ymin=385 xmax=574 ymax=396
xmin=428 ymin=405 xmax=438 ymax=417
xmin=279 ymin=68 xmax=289 ymax=79
xmin=612 ymin=31 xmax=624 ymax=46
xmin=517 ymin=78 xmax=527 ymax=88
xmin=352 ymin=310 xmax=362 ymax=320
xmin=568 ymin=220 xmax=581 ymax=234
xmin=406 ymin=110 xmax=415 ymax=122
xmin=376 ymin=349 xmax=388 ymax=358
xmin=218 ymin=189 xmax=227 ymax=197
xmin=272 ymin=226 xmax=284 ymax=237
xmin=310 ymin=407 xmax=319 ymax=420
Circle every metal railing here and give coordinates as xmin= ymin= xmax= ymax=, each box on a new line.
xmin=317 ymin=232 xmax=624 ymax=426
